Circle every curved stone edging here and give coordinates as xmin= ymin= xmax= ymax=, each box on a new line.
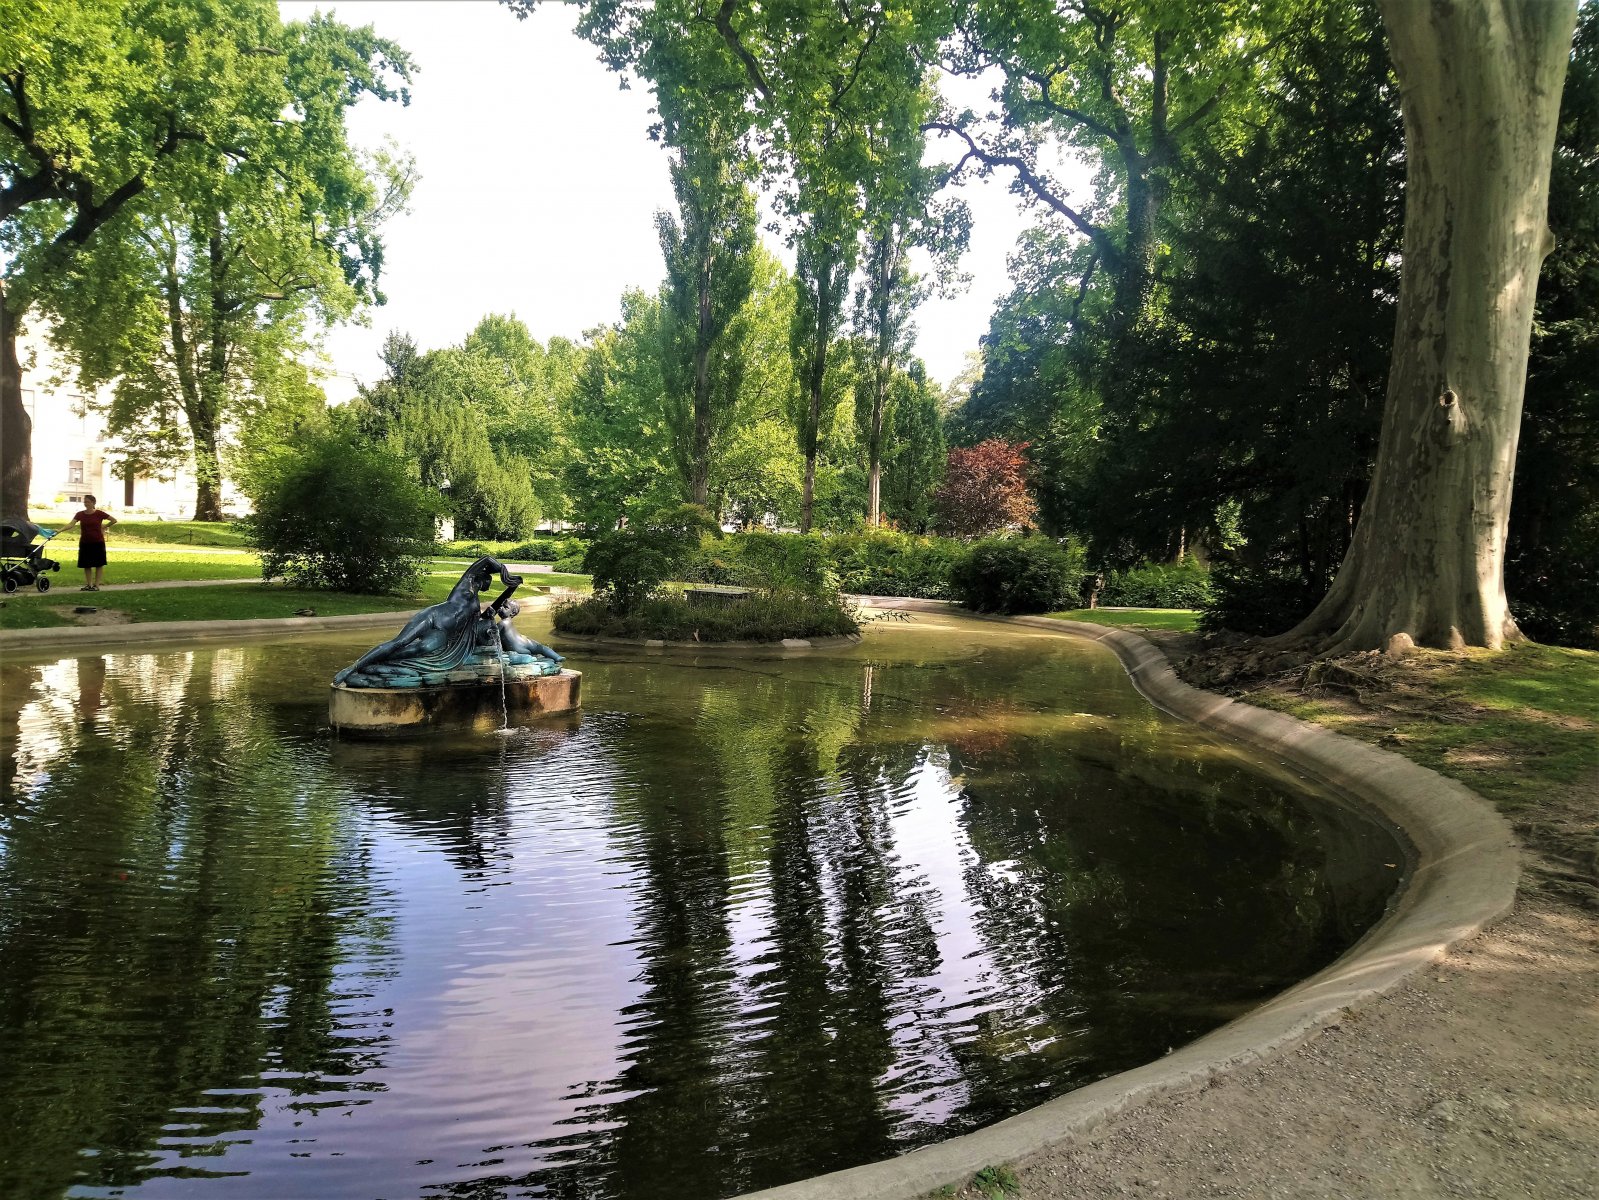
xmin=733 ymin=600 xmax=1519 ymax=1200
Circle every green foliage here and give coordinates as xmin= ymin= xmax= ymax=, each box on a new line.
xmin=1099 ymin=559 xmax=1213 ymax=609
xmin=972 ymin=1164 xmax=1021 ymax=1199
xmin=1199 ymin=559 xmax=1326 ymax=637
xmin=582 ymin=504 xmax=718 ymax=613
xmin=1510 ymin=3 xmax=1599 ymax=650
xmin=561 ymin=292 xmax=675 ymax=530
xmin=551 ymin=592 xmax=858 ymax=643
xmin=826 ymin=528 xmax=962 ymax=599
xmin=346 ymin=327 xmax=558 ymax=540
xmin=950 ymin=536 xmax=1084 ymax=614
xmin=657 ymin=136 xmax=760 ymax=503
xmin=26 ymin=3 xmax=416 ymax=519
xmin=689 ymin=529 xmax=838 ymax=598
xmin=242 ymin=429 xmax=437 ymax=594
xmin=880 ymin=363 xmax=948 ymax=532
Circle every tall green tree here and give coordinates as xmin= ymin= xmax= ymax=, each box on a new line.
xmin=35 ymin=12 xmax=412 ymax=519
xmin=879 ymin=360 xmax=946 ymax=533
xmin=933 ymin=0 xmax=1293 ymax=339
xmin=1284 ymin=0 xmax=1579 ymax=652
xmin=656 ymin=134 xmax=759 ymax=506
xmin=563 ymin=292 xmax=674 ymax=530
xmin=345 ymin=331 xmax=542 ymax=540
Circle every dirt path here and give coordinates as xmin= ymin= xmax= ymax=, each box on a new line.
xmin=948 ymin=635 xmax=1599 ymax=1200
xmin=953 ymin=889 xmax=1595 ymax=1200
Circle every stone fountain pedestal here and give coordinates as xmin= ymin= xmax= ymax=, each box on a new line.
xmin=330 ymin=666 xmax=581 ymax=737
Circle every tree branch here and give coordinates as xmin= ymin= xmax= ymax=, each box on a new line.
xmin=1019 ymin=70 xmax=1123 ymax=144
xmin=714 ymin=0 xmax=772 ymax=102
xmin=923 ymin=121 xmax=1122 ymax=263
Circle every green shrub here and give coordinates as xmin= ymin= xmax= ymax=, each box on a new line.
xmin=683 ymin=528 xmax=962 ymax=599
xmin=950 ymin=536 xmax=1084 ymax=613
xmin=1199 ymin=559 xmax=1324 ymax=635
xmin=1507 ymin=511 xmax=1599 ymax=649
xmin=243 ymin=431 xmax=438 ymax=594
xmin=828 ymin=528 xmax=963 ymax=598
xmin=552 ymin=550 xmax=589 ymax=573
xmin=505 ymin=536 xmax=589 ymax=563
xmin=583 ymin=504 xmax=718 ymax=613
xmin=1099 ymin=558 xmax=1213 ymax=608
xmin=552 ymin=592 xmax=858 ymax=642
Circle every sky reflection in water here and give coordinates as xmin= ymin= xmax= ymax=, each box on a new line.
xmin=0 ymin=613 xmax=1402 ymax=1199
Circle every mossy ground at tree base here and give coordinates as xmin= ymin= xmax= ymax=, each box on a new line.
xmin=1171 ymin=635 xmax=1599 ymax=907
xmin=552 ymin=593 xmax=859 ymax=644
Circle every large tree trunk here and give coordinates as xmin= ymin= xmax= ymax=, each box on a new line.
xmin=0 ymin=282 xmax=30 ymax=516
xmin=800 ymin=367 xmax=821 ymax=533
xmin=690 ymin=254 xmax=714 ymax=507
xmin=1283 ymin=0 xmax=1577 ymax=654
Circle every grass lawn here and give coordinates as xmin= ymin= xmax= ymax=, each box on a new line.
xmin=0 ymin=570 xmax=593 ymax=630
xmin=27 ymin=516 xmax=254 ymax=548
xmin=39 ymin=547 xmax=266 ymax=585
xmin=1049 ymin=607 xmax=1201 ymax=632
xmin=1244 ymin=641 xmax=1599 ymax=814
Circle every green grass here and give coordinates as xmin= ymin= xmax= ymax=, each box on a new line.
xmin=1248 ymin=642 xmax=1599 ymax=812
xmin=0 ymin=584 xmax=417 ymax=629
xmin=0 ymin=569 xmax=591 ymax=630
xmin=40 ymin=548 xmax=265 ymax=585
xmin=1048 ymin=607 xmax=1200 ymax=632
xmin=972 ymin=1164 xmax=1021 ymax=1199
xmin=27 ymin=516 xmax=253 ymax=547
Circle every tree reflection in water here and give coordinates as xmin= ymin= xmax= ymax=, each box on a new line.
xmin=0 ymin=624 xmax=1401 ymax=1200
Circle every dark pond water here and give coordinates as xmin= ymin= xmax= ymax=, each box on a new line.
xmin=0 ymin=612 xmax=1404 ymax=1200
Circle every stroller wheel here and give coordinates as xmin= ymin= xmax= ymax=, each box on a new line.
xmin=2 ymin=575 xmax=16 ymax=594
xmin=35 ymin=575 xmax=51 ymax=593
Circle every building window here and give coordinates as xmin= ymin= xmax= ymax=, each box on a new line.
xmin=68 ymin=460 xmax=84 ymax=485
xmin=21 ymin=388 xmax=35 ymax=418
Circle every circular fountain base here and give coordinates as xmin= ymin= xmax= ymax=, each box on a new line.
xmin=329 ymin=668 xmax=581 ymax=737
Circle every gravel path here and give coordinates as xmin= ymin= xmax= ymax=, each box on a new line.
xmin=965 ymin=888 xmax=1598 ymax=1199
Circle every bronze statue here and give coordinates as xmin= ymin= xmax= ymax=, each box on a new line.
xmin=334 ymin=556 xmax=564 ymax=688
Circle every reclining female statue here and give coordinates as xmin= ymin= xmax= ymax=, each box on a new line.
xmin=333 ymin=556 xmax=562 ymax=688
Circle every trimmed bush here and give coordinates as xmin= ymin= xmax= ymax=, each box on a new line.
xmin=950 ymin=536 xmax=1085 ymax=613
xmin=583 ymin=504 xmax=718 ymax=613
xmin=552 ymin=592 xmax=858 ymax=643
xmin=1099 ymin=559 xmax=1213 ymax=608
xmin=505 ymin=536 xmax=590 ymax=563
xmin=244 ymin=431 xmax=438 ymax=594
xmin=827 ymin=528 xmax=963 ymax=599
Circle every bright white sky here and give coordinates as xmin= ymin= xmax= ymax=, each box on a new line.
xmin=278 ymin=0 xmax=1058 ymax=400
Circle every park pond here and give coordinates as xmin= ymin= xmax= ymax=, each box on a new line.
xmin=0 ymin=611 xmax=1405 ymax=1199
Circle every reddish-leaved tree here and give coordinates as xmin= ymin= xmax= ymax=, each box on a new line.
xmin=934 ymin=439 xmax=1038 ymax=538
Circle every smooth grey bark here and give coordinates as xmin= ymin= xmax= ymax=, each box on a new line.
xmin=1284 ymin=0 xmax=1578 ymax=653
xmin=0 ymin=282 xmax=28 ymax=515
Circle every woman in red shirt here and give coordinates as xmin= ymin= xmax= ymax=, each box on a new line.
xmin=69 ymin=495 xmax=118 ymax=591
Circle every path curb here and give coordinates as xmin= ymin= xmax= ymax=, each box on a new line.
xmin=735 ymin=600 xmax=1519 ymax=1200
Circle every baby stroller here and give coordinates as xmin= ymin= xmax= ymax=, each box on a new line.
xmin=1 ymin=517 xmax=61 ymax=593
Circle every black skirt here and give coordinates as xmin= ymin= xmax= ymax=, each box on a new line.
xmin=77 ymin=541 xmax=107 ymax=569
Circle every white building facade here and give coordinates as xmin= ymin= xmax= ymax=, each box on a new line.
xmin=19 ymin=334 xmax=243 ymax=519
